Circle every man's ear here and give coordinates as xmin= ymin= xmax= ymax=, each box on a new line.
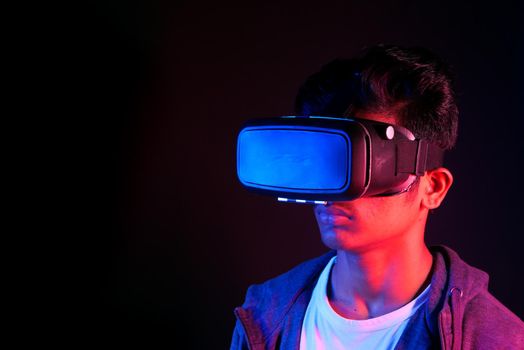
xmin=421 ymin=167 xmax=454 ymax=210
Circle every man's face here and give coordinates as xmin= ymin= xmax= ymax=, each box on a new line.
xmin=314 ymin=185 xmax=424 ymax=252
xmin=313 ymin=112 xmax=427 ymax=253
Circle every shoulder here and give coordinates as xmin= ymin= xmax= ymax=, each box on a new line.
xmin=462 ymin=291 xmax=524 ymax=348
xmin=241 ymin=251 xmax=335 ymax=310
xmin=430 ymin=245 xmax=524 ymax=348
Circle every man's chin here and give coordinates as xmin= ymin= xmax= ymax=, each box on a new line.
xmin=319 ymin=227 xmax=361 ymax=251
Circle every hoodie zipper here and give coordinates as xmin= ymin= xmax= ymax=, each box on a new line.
xmin=438 ymin=287 xmax=464 ymax=350
xmin=449 ymin=287 xmax=464 ymax=350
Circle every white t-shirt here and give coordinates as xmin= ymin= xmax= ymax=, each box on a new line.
xmin=300 ymin=256 xmax=431 ymax=350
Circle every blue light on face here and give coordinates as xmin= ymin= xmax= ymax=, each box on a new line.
xmin=237 ymin=127 xmax=351 ymax=193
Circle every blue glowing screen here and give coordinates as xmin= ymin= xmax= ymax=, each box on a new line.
xmin=237 ymin=127 xmax=351 ymax=193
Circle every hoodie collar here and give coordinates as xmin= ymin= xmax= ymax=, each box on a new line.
xmin=235 ymin=251 xmax=336 ymax=346
xmin=424 ymin=245 xmax=489 ymax=347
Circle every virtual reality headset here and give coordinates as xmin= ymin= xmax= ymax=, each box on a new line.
xmin=236 ymin=116 xmax=445 ymax=203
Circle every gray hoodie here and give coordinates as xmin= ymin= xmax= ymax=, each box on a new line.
xmin=231 ymin=245 xmax=524 ymax=349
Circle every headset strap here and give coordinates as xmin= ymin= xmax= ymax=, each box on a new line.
xmin=397 ymin=140 xmax=445 ymax=175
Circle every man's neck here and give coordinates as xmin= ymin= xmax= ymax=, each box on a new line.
xmin=328 ymin=238 xmax=433 ymax=320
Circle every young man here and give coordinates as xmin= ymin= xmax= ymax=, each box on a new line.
xmin=230 ymin=45 xmax=524 ymax=349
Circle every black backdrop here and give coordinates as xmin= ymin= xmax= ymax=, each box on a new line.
xmin=70 ymin=1 xmax=523 ymax=347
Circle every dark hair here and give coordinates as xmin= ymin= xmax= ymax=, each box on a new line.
xmin=294 ymin=44 xmax=459 ymax=150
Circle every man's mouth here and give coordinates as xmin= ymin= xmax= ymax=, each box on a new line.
xmin=315 ymin=204 xmax=353 ymax=221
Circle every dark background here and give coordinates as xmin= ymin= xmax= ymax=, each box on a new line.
xmin=66 ymin=0 xmax=523 ymax=347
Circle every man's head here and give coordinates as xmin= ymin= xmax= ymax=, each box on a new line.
xmin=295 ymin=44 xmax=457 ymax=252
xmin=295 ymin=44 xmax=459 ymax=150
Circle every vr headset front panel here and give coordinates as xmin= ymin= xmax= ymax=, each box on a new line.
xmin=236 ymin=117 xmax=370 ymax=201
